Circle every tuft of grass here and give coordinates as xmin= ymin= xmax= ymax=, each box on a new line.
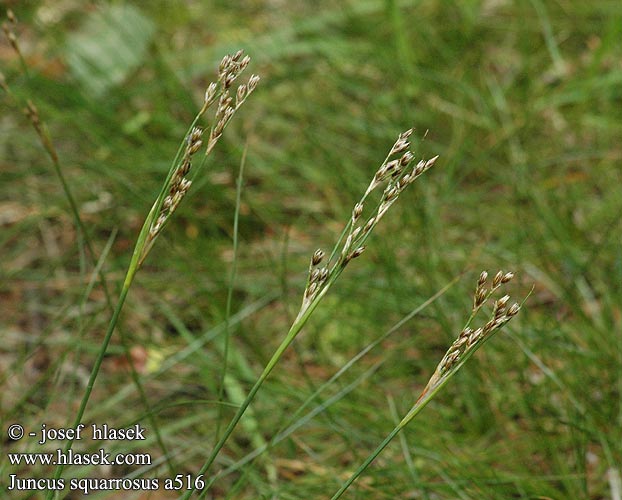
xmin=1 ymin=2 xmax=620 ymax=499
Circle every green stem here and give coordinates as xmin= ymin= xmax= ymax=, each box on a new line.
xmin=26 ymin=112 xmax=174 ymax=500
xmin=182 ymin=290 xmax=326 ymax=499
xmin=329 ymin=373 xmax=446 ymax=500
xmin=47 ymin=274 xmax=133 ymax=498
xmin=215 ymin=147 xmax=246 ymax=442
xmin=331 ymin=425 xmax=402 ymax=500
xmin=47 ymin=209 xmax=158 ymax=498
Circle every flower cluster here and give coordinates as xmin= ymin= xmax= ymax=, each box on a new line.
xmin=440 ymin=270 xmax=520 ymax=374
xmin=418 ymin=270 xmax=523 ymax=402
xmin=141 ymin=50 xmax=259 ymax=263
xmin=299 ymin=130 xmax=438 ymax=316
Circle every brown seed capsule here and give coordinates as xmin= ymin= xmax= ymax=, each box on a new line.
xmin=224 ymin=73 xmax=237 ymax=89
xmin=413 ymin=160 xmax=426 ymax=176
xmin=424 ymin=156 xmax=439 ymax=169
xmin=502 ymin=272 xmax=514 ymax=283
xmin=363 ymin=217 xmax=376 ymax=233
xmin=492 ymin=271 xmax=504 ymax=288
xmin=454 ymin=333 xmax=469 ymax=349
xmin=384 ymin=159 xmax=400 ymax=174
xmin=483 ymin=319 xmax=496 ymax=334
xmin=306 ymin=282 xmax=318 ymax=298
xmin=205 ymin=82 xmax=218 ymax=105
xmin=311 ymin=249 xmax=325 ymax=266
xmin=399 ymin=151 xmax=414 ymax=166
xmin=352 ymin=203 xmax=364 ymax=221
xmin=187 ymin=139 xmax=203 ymax=155
xmin=444 ymin=350 xmax=461 ymax=369
xmin=218 ymin=93 xmax=233 ymax=111
xmin=349 ymin=246 xmax=366 ymax=260
xmin=467 ymin=327 xmax=483 ymax=347
xmin=496 ymin=294 xmax=510 ymax=310
xmin=383 ymin=186 xmax=399 ymax=202
xmin=219 ymin=55 xmax=232 ymax=74
xmin=391 ymin=140 xmax=409 ymax=155
xmin=398 ymin=176 xmax=411 ymax=189
xmin=318 ymin=267 xmax=329 ymax=282
xmin=190 ymin=126 xmax=202 ymax=141
xmin=247 ymin=75 xmax=260 ymax=92
xmin=236 ymin=84 xmax=247 ymax=106
xmin=474 ymin=287 xmax=487 ymax=309
xmin=493 ymin=297 xmax=509 ymax=321
xmin=310 ymin=269 xmax=320 ymax=283
xmin=460 ymin=327 xmax=473 ymax=339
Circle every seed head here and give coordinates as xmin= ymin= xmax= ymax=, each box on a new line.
xmin=384 ymin=159 xmax=400 ymax=175
xmin=219 ymin=54 xmax=232 ymax=74
xmin=383 ymin=186 xmax=399 ymax=202
xmin=247 ymin=75 xmax=260 ymax=92
xmin=318 ymin=267 xmax=329 ymax=282
xmin=493 ymin=294 xmax=510 ymax=319
xmin=205 ymin=82 xmax=218 ymax=106
xmin=363 ymin=217 xmax=376 ymax=233
xmin=236 ymin=84 xmax=247 ymax=106
xmin=496 ymin=294 xmax=510 ymax=309
xmin=390 ymin=129 xmax=413 ymax=155
xmin=467 ymin=327 xmax=484 ymax=347
xmin=310 ymin=269 xmax=321 ymax=283
xmin=306 ymin=281 xmax=318 ymax=298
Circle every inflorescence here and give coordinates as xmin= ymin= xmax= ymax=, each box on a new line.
xmin=418 ymin=269 xmax=523 ymax=403
xmin=299 ymin=129 xmax=438 ymax=318
xmin=143 ymin=50 xmax=259 ymax=257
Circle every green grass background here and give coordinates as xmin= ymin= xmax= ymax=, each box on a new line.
xmin=1 ymin=1 xmax=621 ymax=499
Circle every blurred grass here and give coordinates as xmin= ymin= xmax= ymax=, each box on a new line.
xmin=1 ymin=0 xmax=621 ymax=499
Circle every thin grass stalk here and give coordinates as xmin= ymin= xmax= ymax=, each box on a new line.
xmin=1 ymin=10 xmax=176 ymax=486
xmin=388 ymin=395 xmax=429 ymax=500
xmin=47 ymin=172 xmax=159 ymax=492
xmin=187 ymin=306 xmax=316 ymax=500
xmin=215 ymin=146 xmax=247 ymax=442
